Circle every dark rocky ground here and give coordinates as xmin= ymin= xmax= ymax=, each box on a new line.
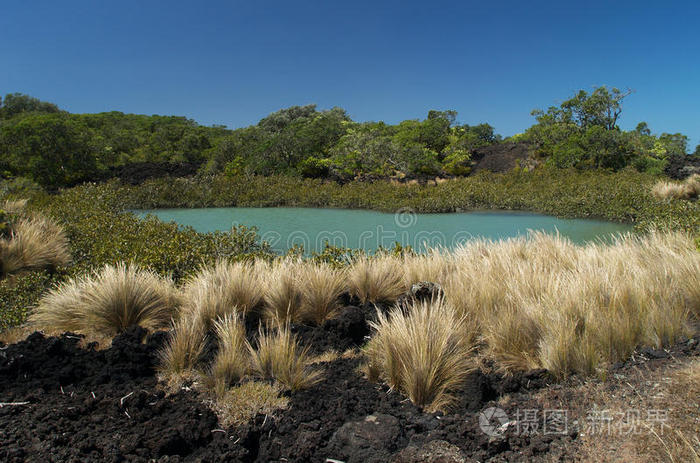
xmin=471 ymin=142 xmax=532 ymax=174
xmin=1 ymin=306 xmax=697 ymax=463
xmin=101 ymin=161 xmax=202 ymax=185
xmin=664 ymin=153 xmax=700 ymax=180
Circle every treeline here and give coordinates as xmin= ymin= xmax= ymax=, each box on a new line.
xmin=0 ymin=88 xmax=697 ymax=188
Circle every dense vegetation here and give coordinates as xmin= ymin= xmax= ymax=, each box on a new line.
xmin=1 ymin=88 xmax=698 ymax=189
xmin=0 ymin=86 xmax=698 ymax=332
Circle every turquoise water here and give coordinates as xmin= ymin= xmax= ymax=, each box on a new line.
xmin=137 ymin=207 xmax=633 ymax=254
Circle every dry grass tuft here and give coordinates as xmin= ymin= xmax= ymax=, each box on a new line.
xmin=263 ymin=259 xmax=304 ymax=325
xmin=347 ymin=255 xmax=407 ymax=304
xmin=1 ymin=199 xmax=28 ymax=214
xmin=0 ymin=214 xmax=71 ymax=276
xmin=299 ymin=263 xmax=347 ymax=325
xmin=652 ymin=174 xmax=700 ymax=200
xmin=0 ymin=325 xmax=34 ymax=345
xmin=248 ymin=326 xmax=322 ymax=391
xmin=180 ymin=260 xmax=264 ymax=328
xmin=365 ymin=297 xmax=476 ymax=412
xmin=212 ymin=381 xmax=289 ymax=428
xmin=440 ymin=231 xmax=699 ymax=378
xmin=402 ymin=251 xmax=452 ymax=287
xmin=30 ymin=263 xmax=179 ymax=337
xmin=206 ymin=314 xmax=249 ymax=396
xmin=158 ymin=317 xmax=206 ymax=382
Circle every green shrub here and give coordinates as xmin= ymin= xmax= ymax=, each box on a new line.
xmin=298 ymin=156 xmax=331 ymax=178
xmin=36 ymin=183 xmax=273 ymax=281
xmin=632 ymin=155 xmax=668 ymax=175
xmin=442 ymin=150 xmax=472 ymax=176
xmin=0 ymin=270 xmax=57 ymax=331
xmin=0 ymin=209 xmax=8 ymax=238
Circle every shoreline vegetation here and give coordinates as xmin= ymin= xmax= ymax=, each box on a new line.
xmin=55 ymin=167 xmax=700 ymax=229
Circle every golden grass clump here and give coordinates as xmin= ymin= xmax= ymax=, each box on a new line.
xmin=440 ymin=231 xmax=699 ymax=379
xmin=298 ymin=263 xmax=347 ymax=325
xmin=402 ymin=251 xmax=452 ymax=287
xmin=158 ymin=316 xmax=206 ymax=381
xmin=30 ymin=263 xmax=179 ymax=337
xmin=364 ymin=297 xmax=476 ymax=412
xmin=0 ymin=214 xmax=71 ymax=276
xmin=180 ymin=260 xmax=264 ymax=328
xmin=248 ymin=326 xmax=322 ymax=391
xmin=1 ymin=199 xmax=28 ymax=214
xmin=212 ymin=381 xmax=289 ymax=428
xmin=652 ymin=174 xmax=700 ymax=200
xmin=263 ymin=259 xmax=304 ymax=324
xmin=347 ymin=255 xmax=407 ymax=304
xmin=206 ymin=314 xmax=249 ymax=396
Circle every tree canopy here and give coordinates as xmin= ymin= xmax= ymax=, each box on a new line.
xmin=0 ymin=89 xmax=695 ymax=188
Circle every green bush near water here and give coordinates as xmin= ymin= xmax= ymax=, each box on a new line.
xmin=0 ymin=271 xmax=57 ymax=331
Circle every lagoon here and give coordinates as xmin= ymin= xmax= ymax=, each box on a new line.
xmin=137 ymin=207 xmax=633 ymax=254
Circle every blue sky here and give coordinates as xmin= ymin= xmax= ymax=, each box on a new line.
xmin=1 ymin=0 xmax=698 ymax=147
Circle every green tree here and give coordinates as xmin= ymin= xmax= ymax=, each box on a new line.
xmin=0 ymin=93 xmax=61 ymax=119
xmin=657 ymin=133 xmax=688 ymax=156
xmin=0 ymin=113 xmax=98 ymax=187
xmin=526 ymin=86 xmax=636 ymax=170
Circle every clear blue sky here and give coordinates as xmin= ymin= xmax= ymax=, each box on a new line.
xmin=1 ymin=0 xmax=698 ymax=148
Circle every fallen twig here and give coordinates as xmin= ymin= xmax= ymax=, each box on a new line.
xmin=0 ymin=402 xmax=30 ymax=408
xmin=120 ymin=391 xmax=134 ymax=406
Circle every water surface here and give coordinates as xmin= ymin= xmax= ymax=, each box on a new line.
xmin=137 ymin=207 xmax=632 ymax=253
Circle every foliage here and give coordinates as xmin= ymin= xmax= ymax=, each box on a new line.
xmin=35 ymin=183 xmax=273 ymax=281
xmin=0 ymin=177 xmax=43 ymax=198
xmin=524 ymin=87 xmax=691 ymax=172
xmin=83 ymin=168 xmax=698 ymax=236
xmin=0 ymin=271 xmax=57 ymax=331
xmin=0 ymin=93 xmax=60 ymax=119
xmin=0 ymin=93 xmax=504 ymax=184
xmin=1 ymin=89 xmax=696 ymax=186
xmin=442 ymin=150 xmax=472 ymax=176
xmin=0 ymin=113 xmax=99 ymax=187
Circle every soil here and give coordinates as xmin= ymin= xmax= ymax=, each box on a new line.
xmin=1 ymin=309 xmax=697 ymax=462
